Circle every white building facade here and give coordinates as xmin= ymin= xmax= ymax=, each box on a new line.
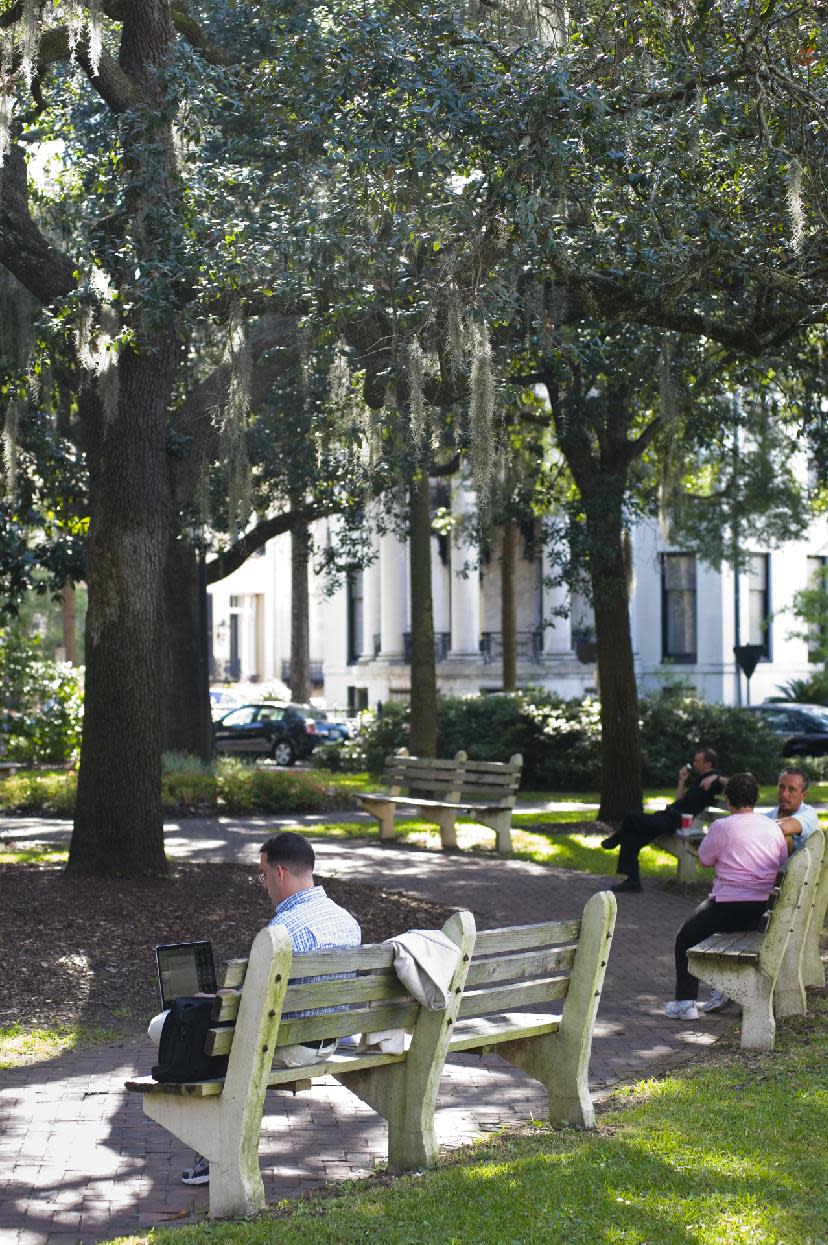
xmin=208 ymin=483 xmax=828 ymax=711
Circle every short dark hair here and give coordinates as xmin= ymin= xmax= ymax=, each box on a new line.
xmin=779 ymin=766 xmax=809 ymax=790
xmin=260 ymin=832 xmax=315 ymax=873
xmin=724 ymin=772 xmax=759 ymax=809
xmin=694 ymin=746 xmax=719 ymax=767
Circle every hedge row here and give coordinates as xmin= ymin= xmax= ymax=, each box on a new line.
xmin=312 ymin=690 xmax=787 ymax=787
xmin=0 ymin=756 xmax=356 ymax=817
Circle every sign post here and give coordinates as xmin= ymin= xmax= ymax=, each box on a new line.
xmin=733 ymin=644 xmax=764 ymax=706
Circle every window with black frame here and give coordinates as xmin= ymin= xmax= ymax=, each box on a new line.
xmin=747 ymin=553 xmax=771 ymax=660
xmin=661 ymin=553 xmax=697 ymax=663
xmin=347 ymin=570 xmax=364 ymax=666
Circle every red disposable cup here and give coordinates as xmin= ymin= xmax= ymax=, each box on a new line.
xmin=680 ymin=814 xmax=693 ymax=830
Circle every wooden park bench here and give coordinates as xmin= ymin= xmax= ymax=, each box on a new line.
xmin=0 ymin=760 xmax=22 ymax=777
xmin=125 ymin=891 xmax=616 ymax=1219
xmin=359 ymin=749 xmax=523 ymax=853
xmin=653 ymin=804 xmax=728 ymax=883
xmin=803 ymin=828 xmax=828 ymax=990
xmin=687 ymin=830 xmax=824 ymax=1051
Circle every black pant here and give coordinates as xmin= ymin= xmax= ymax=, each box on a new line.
xmin=674 ymin=897 xmax=768 ymax=999
xmin=616 ymin=810 xmax=680 ymax=880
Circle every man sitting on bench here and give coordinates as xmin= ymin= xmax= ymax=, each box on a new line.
xmin=600 ymin=746 xmax=725 ymax=893
xmin=180 ymin=832 xmax=361 ymax=1187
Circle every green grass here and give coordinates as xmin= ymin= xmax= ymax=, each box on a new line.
xmin=0 ymin=845 xmax=68 ymax=865
xmin=0 ymin=1021 xmax=122 ymax=1068
xmin=103 ymin=1001 xmax=828 ymax=1245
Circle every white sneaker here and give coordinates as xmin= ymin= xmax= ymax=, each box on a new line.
xmin=702 ymin=989 xmax=729 ymax=1013
xmin=665 ymin=999 xmax=699 ymax=1020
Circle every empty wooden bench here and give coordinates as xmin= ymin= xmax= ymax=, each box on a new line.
xmin=687 ymin=830 xmax=824 ymax=1051
xmin=359 ymin=748 xmax=523 ymax=853
xmin=125 ymin=892 xmax=615 ymax=1219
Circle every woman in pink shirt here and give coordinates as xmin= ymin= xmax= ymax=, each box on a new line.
xmin=666 ymin=772 xmax=788 ymax=1021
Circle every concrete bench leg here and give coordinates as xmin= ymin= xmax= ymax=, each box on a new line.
xmin=433 ymin=808 xmax=459 ymax=849
xmin=335 ymin=912 xmax=476 ymax=1171
xmin=481 ymin=809 xmax=513 ymax=854
xmin=673 ymin=844 xmax=699 ymax=884
xmin=740 ymin=975 xmax=776 ymax=1052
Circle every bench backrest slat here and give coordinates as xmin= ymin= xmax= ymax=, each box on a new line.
xmin=278 ymin=999 xmax=419 ymax=1046
xmin=758 ymin=844 xmax=814 ymax=976
xmin=474 ymin=919 xmax=581 ymax=954
xmin=465 ymin=945 xmax=576 ymax=988
xmin=284 ymin=970 xmax=406 ymax=1014
xmin=458 ymin=975 xmax=569 ymax=1019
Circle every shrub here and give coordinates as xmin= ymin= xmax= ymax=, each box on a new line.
xmin=0 ymin=770 xmax=77 ymax=814
xmin=639 ymin=692 xmax=784 ymax=785
xmin=326 ymin=689 xmax=786 ymax=790
xmin=0 ymin=628 xmax=83 ymax=764
xmin=775 ymin=670 xmax=828 ymax=705
xmin=216 ymin=757 xmax=329 ymax=814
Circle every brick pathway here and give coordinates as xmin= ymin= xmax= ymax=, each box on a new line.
xmin=0 ymin=822 xmax=736 ymax=1244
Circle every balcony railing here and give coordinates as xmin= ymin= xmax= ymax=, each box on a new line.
xmin=480 ymin=630 xmax=543 ymax=664
xmin=403 ymin=631 xmax=451 ymax=663
xmin=281 ymin=660 xmax=324 ymax=685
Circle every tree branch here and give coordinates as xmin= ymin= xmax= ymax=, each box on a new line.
xmin=206 ymin=504 xmax=333 ymax=584
xmin=0 ymin=144 xmax=76 ymax=304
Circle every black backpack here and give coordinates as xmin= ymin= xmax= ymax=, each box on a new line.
xmin=152 ymin=996 xmax=230 ymax=1083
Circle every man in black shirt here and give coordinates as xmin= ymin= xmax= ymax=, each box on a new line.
xmin=601 ymin=746 xmax=725 ymax=892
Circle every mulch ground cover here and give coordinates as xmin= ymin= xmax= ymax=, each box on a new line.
xmin=0 ymin=860 xmax=455 ymax=1031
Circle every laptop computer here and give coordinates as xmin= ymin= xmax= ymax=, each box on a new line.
xmin=155 ymin=941 xmax=217 ymax=1011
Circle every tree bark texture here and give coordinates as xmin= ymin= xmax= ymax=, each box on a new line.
xmin=160 ymin=535 xmax=201 ymax=755
xmin=408 ymin=472 xmax=438 ymax=757
xmin=501 ymin=519 xmax=517 ymax=692
xmin=289 ymin=518 xmax=311 ymax=704
xmin=70 ymin=336 xmax=177 ymax=877
xmin=581 ymin=477 xmax=643 ymax=822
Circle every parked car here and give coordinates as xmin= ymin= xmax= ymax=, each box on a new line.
xmin=743 ymin=702 xmax=828 ymax=757
xmin=213 ymin=702 xmax=318 ymax=765
xmin=209 ymin=688 xmax=242 ymax=720
xmin=301 ymin=707 xmax=350 ymax=744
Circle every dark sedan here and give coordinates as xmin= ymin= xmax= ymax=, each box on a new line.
xmin=744 ymin=702 xmax=828 ymax=758
xmin=213 ymin=702 xmax=318 ymax=766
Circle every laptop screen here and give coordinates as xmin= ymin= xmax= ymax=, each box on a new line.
xmin=155 ymin=941 xmax=217 ymax=1010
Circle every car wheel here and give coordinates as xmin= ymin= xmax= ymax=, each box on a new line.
xmin=271 ymin=739 xmax=296 ymax=766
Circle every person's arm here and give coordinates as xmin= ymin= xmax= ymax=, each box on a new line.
xmin=775 ymin=803 xmax=818 ymax=852
xmin=676 ymin=765 xmax=691 ymax=799
xmin=697 ymin=822 xmax=721 ymax=867
xmin=700 ymin=772 xmax=726 ymax=793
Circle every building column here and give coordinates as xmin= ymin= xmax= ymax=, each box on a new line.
xmin=378 ymin=528 xmax=407 ymax=660
xmin=542 ymin=548 xmax=572 ymax=654
xmin=450 ymin=481 xmax=481 ymax=657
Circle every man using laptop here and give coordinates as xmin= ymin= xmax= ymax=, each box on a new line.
xmin=150 ymin=831 xmax=361 ymax=1187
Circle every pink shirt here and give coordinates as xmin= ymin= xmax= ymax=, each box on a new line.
xmin=697 ymin=812 xmax=788 ymax=902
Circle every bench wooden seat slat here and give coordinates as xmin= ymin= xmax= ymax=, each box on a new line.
xmin=465 ymin=945 xmax=577 ymax=987
xmin=458 ymin=976 xmax=569 ymax=1019
xmin=473 ymin=919 xmax=580 ymax=954
xmin=361 ymin=748 xmax=523 ymax=853
xmin=691 ymin=932 xmax=761 ymax=961
xmin=448 ymin=1012 xmax=560 ymax=1052
xmin=128 ymin=894 xmax=617 ymax=1221
xmin=221 ymin=958 xmax=248 ymax=989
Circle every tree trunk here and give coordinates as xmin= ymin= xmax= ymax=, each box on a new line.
xmin=160 ymin=534 xmax=201 ymax=755
xmin=582 ymin=479 xmax=642 ymax=821
xmin=501 ymin=519 xmax=517 ymax=691
xmin=408 ymin=471 xmax=438 ymax=756
xmin=61 ymin=585 xmax=77 ymax=665
xmin=289 ymin=517 xmax=311 ymax=704
xmin=69 ymin=336 xmax=177 ymax=877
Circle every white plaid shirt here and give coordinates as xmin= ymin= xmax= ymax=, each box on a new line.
xmin=270 ymin=885 xmax=360 ymax=1017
